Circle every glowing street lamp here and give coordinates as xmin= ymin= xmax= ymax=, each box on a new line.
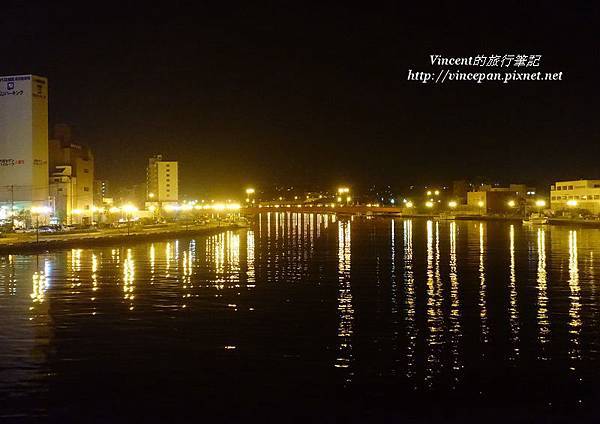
xmin=337 ymin=187 xmax=350 ymax=194
xmin=448 ymin=200 xmax=457 ymax=208
xmin=425 ymin=201 xmax=434 ymax=208
xmin=148 ymin=192 xmax=155 ymax=199
xmin=245 ymin=188 xmax=255 ymax=195
xmin=567 ymin=199 xmax=578 ymax=207
xmin=535 ymin=199 xmax=546 ymax=208
xmin=507 ymin=200 xmax=516 ymax=208
xmin=405 ymin=201 xmax=414 ymax=208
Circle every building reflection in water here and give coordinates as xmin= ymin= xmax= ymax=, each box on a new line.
xmin=536 ymin=228 xmax=549 ymax=356
xmin=335 ymin=219 xmax=353 ymax=384
xmin=509 ymin=225 xmax=519 ymax=360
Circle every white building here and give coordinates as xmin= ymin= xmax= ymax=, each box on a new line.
xmin=550 ymin=180 xmax=600 ymax=214
xmin=0 ymin=75 xmax=49 ymax=208
xmin=146 ymin=155 xmax=178 ymax=204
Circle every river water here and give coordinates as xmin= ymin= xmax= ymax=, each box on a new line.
xmin=1 ymin=213 xmax=600 ymax=422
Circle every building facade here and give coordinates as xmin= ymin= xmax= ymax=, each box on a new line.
xmin=550 ymin=180 xmax=600 ymax=214
xmin=467 ymin=190 xmax=518 ymax=214
xmin=0 ymin=74 xmax=49 ymax=208
xmin=146 ymin=155 xmax=178 ymax=203
xmin=48 ymin=125 xmax=94 ymax=223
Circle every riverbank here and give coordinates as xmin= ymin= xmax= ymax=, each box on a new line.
xmin=243 ymin=207 xmax=600 ymax=228
xmin=0 ymin=221 xmax=247 ymax=254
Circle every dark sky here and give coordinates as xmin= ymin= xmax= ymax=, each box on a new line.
xmin=2 ymin=1 xmax=598 ymax=196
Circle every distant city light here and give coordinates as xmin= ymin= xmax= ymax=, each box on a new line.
xmin=567 ymin=200 xmax=578 ymax=207
xmin=405 ymin=201 xmax=414 ymax=208
xmin=507 ymin=200 xmax=516 ymax=208
xmin=31 ymin=206 xmax=52 ymax=214
xmin=425 ymin=201 xmax=434 ymax=208
xmin=122 ymin=204 xmax=138 ymax=213
xmin=448 ymin=201 xmax=457 ymax=208
xmin=477 ymin=201 xmax=484 ymax=207
xmin=245 ymin=188 xmax=255 ymax=195
xmin=434 ymin=190 xmax=440 ymax=196
xmin=535 ymin=199 xmax=546 ymax=207
xmin=337 ymin=187 xmax=350 ymax=194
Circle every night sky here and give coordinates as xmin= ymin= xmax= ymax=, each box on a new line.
xmin=2 ymin=2 xmax=598 ymax=196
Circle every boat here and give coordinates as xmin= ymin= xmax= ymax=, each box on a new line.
xmin=523 ymin=213 xmax=548 ymax=225
xmin=436 ymin=213 xmax=456 ymax=221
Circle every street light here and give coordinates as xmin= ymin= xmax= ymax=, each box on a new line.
xmin=448 ymin=200 xmax=457 ymax=208
xmin=405 ymin=201 xmax=414 ymax=208
xmin=507 ymin=200 xmax=516 ymax=208
xmin=122 ymin=204 xmax=138 ymax=235
xmin=425 ymin=201 xmax=434 ymax=208
xmin=535 ymin=199 xmax=546 ymax=208
xmin=567 ymin=199 xmax=578 ymax=207
xmin=31 ymin=206 xmax=51 ymax=243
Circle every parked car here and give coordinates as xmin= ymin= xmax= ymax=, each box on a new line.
xmin=37 ymin=225 xmax=61 ymax=233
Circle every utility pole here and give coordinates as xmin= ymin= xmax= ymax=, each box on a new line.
xmin=10 ymin=185 xmax=14 ymax=231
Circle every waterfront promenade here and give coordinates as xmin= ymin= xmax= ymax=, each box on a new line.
xmin=0 ymin=221 xmax=246 ymax=254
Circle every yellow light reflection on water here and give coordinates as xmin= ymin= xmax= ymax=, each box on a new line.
xmin=403 ymin=220 xmax=416 ymax=379
xmin=509 ymin=225 xmax=519 ymax=360
xmin=335 ymin=220 xmax=353 ymax=384
xmin=479 ymin=223 xmax=488 ymax=345
xmin=123 ymin=249 xmax=135 ymax=310
xmin=449 ymin=221 xmax=462 ymax=381
xmin=568 ymin=230 xmax=581 ymax=363
xmin=536 ymin=228 xmax=549 ymax=354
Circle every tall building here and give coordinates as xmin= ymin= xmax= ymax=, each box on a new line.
xmin=48 ymin=124 xmax=94 ymax=223
xmin=146 ymin=155 xmax=178 ymax=203
xmin=93 ymin=179 xmax=109 ymax=204
xmin=0 ymin=74 xmax=49 ymax=207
